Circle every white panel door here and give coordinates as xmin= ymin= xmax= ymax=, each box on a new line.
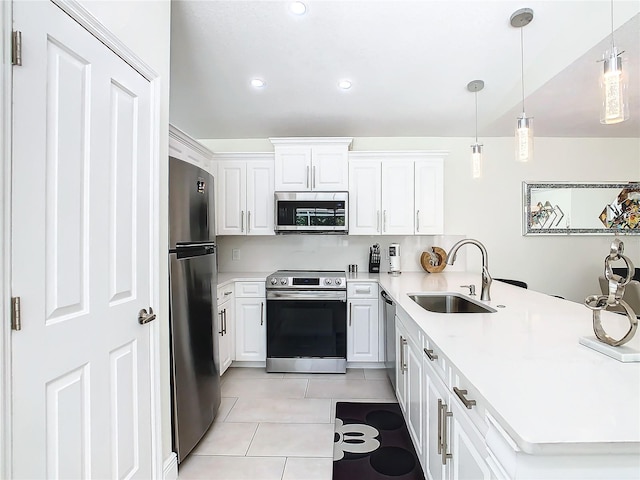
xmin=216 ymin=302 xmax=233 ymax=376
xmin=381 ymin=160 xmax=415 ymax=234
xmin=415 ymin=159 xmax=444 ymax=235
xmin=311 ymin=146 xmax=349 ymax=191
xmin=218 ymin=161 xmax=247 ymax=235
xmin=274 ymin=147 xmax=311 ymax=191
xmin=234 ymin=298 xmax=266 ymax=362
xmin=348 ymin=160 xmax=382 ymax=235
xmin=450 ymin=401 xmax=492 ymax=480
xmin=11 ymin=2 xmax=155 ymax=478
xmin=347 ymin=299 xmax=379 ymax=362
xmin=246 ymin=160 xmax=275 ymax=235
xmin=424 ymin=367 xmax=448 ymax=480
xmin=406 ymin=339 xmax=424 ymax=459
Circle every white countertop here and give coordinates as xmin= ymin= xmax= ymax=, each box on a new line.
xmin=217 ymin=272 xmax=272 ymax=287
xmin=378 ymin=271 xmax=640 ymax=455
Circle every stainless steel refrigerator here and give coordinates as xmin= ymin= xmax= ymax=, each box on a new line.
xmin=168 ymin=157 xmax=221 ymax=463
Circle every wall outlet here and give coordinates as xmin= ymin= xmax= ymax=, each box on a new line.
xmin=232 ymin=248 xmax=240 ymax=261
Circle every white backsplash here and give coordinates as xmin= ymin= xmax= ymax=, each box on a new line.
xmin=216 ymin=234 xmax=467 ymax=274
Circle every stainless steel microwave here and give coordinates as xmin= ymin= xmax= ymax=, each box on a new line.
xmin=274 ymin=191 xmax=348 ymax=234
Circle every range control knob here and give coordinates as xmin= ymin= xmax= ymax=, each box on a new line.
xmin=334 ymin=278 xmax=342 ymax=286
xmin=270 ymin=278 xmax=278 ymax=285
xmin=325 ymin=278 xmax=333 ymax=285
xmin=280 ymin=278 xmax=288 ymax=285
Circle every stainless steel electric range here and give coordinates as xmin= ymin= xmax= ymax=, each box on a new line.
xmin=265 ymin=270 xmax=347 ymax=373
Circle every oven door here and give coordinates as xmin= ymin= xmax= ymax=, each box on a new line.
xmin=266 ymin=290 xmax=347 ymax=373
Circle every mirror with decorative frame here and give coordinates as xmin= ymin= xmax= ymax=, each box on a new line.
xmin=522 ymin=182 xmax=640 ymax=235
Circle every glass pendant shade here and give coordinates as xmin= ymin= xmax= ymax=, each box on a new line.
xmin=511 ymin=8 xmax=534 ymax=163
xmin=600 ymin=48 xmax=629 ymax=124
xmin=516 ymin=115 xmax=533 ymax=162
xmin=471 ymin=143 xmax=483 ymax=179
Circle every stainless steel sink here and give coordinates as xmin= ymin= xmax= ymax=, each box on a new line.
xmin=408 ymin=293 xmax=496 ymax=314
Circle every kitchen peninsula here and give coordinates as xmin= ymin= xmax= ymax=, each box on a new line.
xmin=377 ymin=271 xmax=640 ymax=479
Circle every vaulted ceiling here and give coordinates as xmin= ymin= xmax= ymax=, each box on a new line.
xmin=169 ymin=1 xmax=640 ymax=139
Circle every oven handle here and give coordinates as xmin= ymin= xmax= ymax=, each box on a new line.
xmin=266 ymin=290 xmax=347 ymax=301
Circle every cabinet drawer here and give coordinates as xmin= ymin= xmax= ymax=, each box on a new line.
xmin=235 ymin=281 xmax=265 ymax=297
xmin=450 ymin=367 xmax=488 ymax=437
xmin=347 ymin=281 xmax=378 ymax=299
xmin=217 ymin=285 xmax=234 ymax=305
xmin=396 ymin=309 xmax=421 ymax=341
xmin=421 ymin=334 xmax=448 ymax=384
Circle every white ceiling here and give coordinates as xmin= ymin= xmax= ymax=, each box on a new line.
xmin=169 ymin=0 xmax=640 ymax=140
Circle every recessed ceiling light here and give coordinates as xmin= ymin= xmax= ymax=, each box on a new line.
xmin=290 ymin=1 xmax=307 ymax=15
xmin=338 ymin=80 xmax=352 ymax=90
xmin=251 ymin=78 xmax=265 ymax=88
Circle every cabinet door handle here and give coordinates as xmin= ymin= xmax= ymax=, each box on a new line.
xmin=223 ymin=309 xmax=227 ymax=335
xmin=247 ymin=211 xmax=251 ymax=233
xmin=437 ymin=399 xmax=443 ymax=454
xmin=241 ymin=210 xmax=244 ymax=232
xmin=376 ymin=210 xmax=380 ymax=232
xmin=423 ymin=347 xmax=438 ymax=361
xmin=453 ymin=387 xmax=477 ymax=409
xmin=312 ymin=166 xmax=316 ymax=189
xmin=218 ymin=310 xmax=224 ymax=335
xmin=260 ymin=301 xmax=264 ymax=326
xmin=349 ymin=303 xmax=352 ymax=326
xmin=416 ymin=210 xmax=420 ymax=232
xmin=441 ymin=404 xmax=453 ymax=465
xmin=383 ymin=210 xmax=387 ymax=233
xmin=399 ymin=336 xmax=408 ymax=373
xmin=306 ymin=166 xmax=310 ymax=188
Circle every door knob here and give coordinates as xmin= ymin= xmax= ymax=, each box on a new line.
xmin=138 ymin=307 xmax=156 ymax=325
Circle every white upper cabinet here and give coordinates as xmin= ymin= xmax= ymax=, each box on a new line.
xmin=348 ymin=160 xmax=382 ymax=235
xmin=381 ymin=159 xmax=415 ymax=235
xmin=215 ymin=153 xmax=275 ymax=236
xmin=271 ymin=137 xmax=352 ymax=191
xmin=349 ymin=152 xmax=445 ymax=235
xmin=415 ymin=159 xmax=444 ymax=235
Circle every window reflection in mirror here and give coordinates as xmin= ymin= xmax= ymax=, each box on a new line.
xmin=522 ymin=182 xmax=640 ymax=235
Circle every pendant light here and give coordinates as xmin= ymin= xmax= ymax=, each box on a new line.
xmin=600 ymin=0 xmax=629 ymax=124
xmin=511 ymin=8 xmax=534 ymax=162
xmin=467 ymin=80 xmax=484 ymax=179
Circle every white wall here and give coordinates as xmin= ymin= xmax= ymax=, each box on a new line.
xmin=78 ymin=0 xmax=174 ymax=465
xmin=202 ymin=136 xmax=640 ymax=303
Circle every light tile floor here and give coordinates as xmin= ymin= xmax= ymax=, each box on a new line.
xmin=177 ymin=367 xmax=396 ymax=480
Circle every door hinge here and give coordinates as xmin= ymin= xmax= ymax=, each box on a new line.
xmin=12 ymin=30 xmax=22 ymax=66
xmin=11 ymin=297 xmax=22 ymax=331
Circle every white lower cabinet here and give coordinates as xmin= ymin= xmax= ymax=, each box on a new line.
xmin=396 ymin=318 xmax=425 ymax=461
xmin=423 ymin=357 xmax=492 ymax=480
xmin=424 ymin=358 xmax=449 ymax=480
xmin=449 ymin=399 xmax=492 ymax=480
xmin=396 ymin=314 xmax=493 ymax=480
xmin=234 ymin=281 xmax=266 ymax=362
xmin=347 ymin=282 xmax=379 ymax=363
xmin=216 ymin=286 xmax=234 ymax=375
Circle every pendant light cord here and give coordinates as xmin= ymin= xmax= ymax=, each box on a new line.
xmin=610 ymin=0 xmax=615 ymax=50
xmin=474 ymin=91 xmax=479 ymax=143
xmin=520 ymin=26 xmax=525 ymax=114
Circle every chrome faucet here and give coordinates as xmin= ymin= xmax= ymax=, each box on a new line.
xmin=446 ymin=239 xmax=492 ymax=301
